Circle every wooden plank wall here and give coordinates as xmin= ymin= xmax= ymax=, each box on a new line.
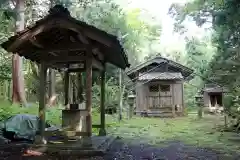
xmin=135 ymin=81 xmax=148 ymax=113
xmin=173 ymin=81 xmax=183 ymax=110
xmin=135 ymin=80 xmax=184 ymax=114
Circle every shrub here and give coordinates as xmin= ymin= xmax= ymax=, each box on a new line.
xmin=0 ymin=101 xmax=62 ymax=125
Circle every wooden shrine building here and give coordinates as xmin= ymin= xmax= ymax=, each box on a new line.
xmin=126 ymin=57 xmax=193 ymax=117
xmin=202 ymin=84 xmax=227 ymax=113
xmin=1 ymin=5 xmax=130 ymax=145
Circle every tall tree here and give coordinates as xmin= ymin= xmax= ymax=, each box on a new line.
xmin=48 ymin=0 xmax=56 ymax=104
xmin=0 ymin=0 xmax=27 ymax=105
xmin=168 ymin=0 xmax=240 ymax=111
xmin=13 ymin=0 xmax=27 ymax=105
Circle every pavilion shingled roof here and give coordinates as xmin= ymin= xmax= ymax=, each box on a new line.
xmin=1 ymin=5 xmax=130 ymax=70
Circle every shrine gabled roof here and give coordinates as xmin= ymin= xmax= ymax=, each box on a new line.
xmin=126 ymin=56 xmax=193 ymax=80
xmin=1 ymin=5 xmax=130 ymax=70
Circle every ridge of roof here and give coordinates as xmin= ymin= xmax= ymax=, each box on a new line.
xmin=126 ymin=56 xmax=193 ymax=75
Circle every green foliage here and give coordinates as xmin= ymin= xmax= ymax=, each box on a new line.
xmin=168 ymin=0 xmax=240 ymax=118
xmin=92 ymin=78 xmax=120 ymax=111
xmin=0 ymin=101 xmax=61 ymax=124
xmin=0 ymin=10 xmax=14 ymax=80
xmin=0 ymin=100 xmax=119 ymax=135
xmin=183 ymin=36 xmax=216 ymax=108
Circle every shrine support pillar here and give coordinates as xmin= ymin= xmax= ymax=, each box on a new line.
xmin=36 ymin=62 xmax=47 ymax=144
xmin=85 ymin=54 xmax=93 ymax=137
xmin=99 ymin=65 xmax=106 ymax=136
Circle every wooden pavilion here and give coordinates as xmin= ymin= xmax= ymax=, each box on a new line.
xmin=1 ymin=4 xmax=130 ymax=146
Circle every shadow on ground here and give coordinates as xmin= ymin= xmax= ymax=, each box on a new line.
xmin=0 ymin=138 xmax=239 ymax=160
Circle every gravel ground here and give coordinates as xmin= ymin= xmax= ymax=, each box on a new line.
xmin=105 ymin=139 xmax=240 ymax=160
xmin=0 ymin=139 xmax=239 ymax=160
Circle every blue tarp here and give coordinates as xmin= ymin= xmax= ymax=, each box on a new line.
xmin=0 ymin=114 xmax=59 ymax=141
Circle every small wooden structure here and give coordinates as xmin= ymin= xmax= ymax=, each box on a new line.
xmin=202 ymin=84 xmax=226 ymax=113
xmin=126 ymin=57 xmax=193 ymax=117
xmin=1 ymin=4 xmax=129 ymax=148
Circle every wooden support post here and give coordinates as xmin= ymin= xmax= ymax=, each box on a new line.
xmin=118 ymin=69 xmax=123 ymax=122
xmin=37 ymin=62 xmax=47 ymax=144
xmin=99 ymin=65 xmax=106 ymax=136
xmin=85 ymin=54 xmax=93 ymax=137
xmin=64 ymin=71 xmax=69 ymax=105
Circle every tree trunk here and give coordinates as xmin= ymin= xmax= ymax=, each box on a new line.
xmin=47 ymin=0 xmax=56 ymax=104
xmin=12 ymin=0 xmax=27 ymax=105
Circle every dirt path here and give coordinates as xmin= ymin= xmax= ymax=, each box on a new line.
xmin=104 ymin=139 xmax=240 ymax=160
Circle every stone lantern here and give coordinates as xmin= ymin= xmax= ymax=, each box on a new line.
xmin=195 ymin=94 xmax=203 ymax=106
xmin=127 ymin=94 xmax=136 ymax=119
xmin=195 ymin=92 xmax=204 ymax=118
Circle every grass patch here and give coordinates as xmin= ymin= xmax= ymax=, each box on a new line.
xmin=0 ymin=101 xmax=117 ymax=134
xmin=108 ymin=114 xmax=240 ymax=153
xmin=1 ymin=101 xmax=239 ymax=153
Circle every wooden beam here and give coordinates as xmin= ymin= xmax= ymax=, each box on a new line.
xmin=44 ymin=55 xmax=86 ymax=63
xmin=44 ymin=54 xmax=103 ymax=70
xmin=76 ymin=31 xmax=105 ymax=64
xmin=85 ymin=53 xmax=93 ymax=137
xmin=99 ymin=65 xmax=106 ymax=136
xmin=84 ymin=28 xmax=112 ymax=47
xmin=29 ymin=37 xmax=44 ymax=48
xmin=38 ymin=62 xmax=47 ymax=143
xmin=92 ymin=48 xmax=104 ymax=61
xmin=77 ymin=32 xmax=89 ymax=45
xmin=35 ymin=43 xmax=86 ymax=54
xmin=68 ymin=68 xmax=85 ymax=72
xmin=92 ymin=57 xmax=104 ymax=71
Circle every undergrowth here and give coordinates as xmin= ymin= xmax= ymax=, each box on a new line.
xmin=0 ymin=101 xmax=118 ymax=134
